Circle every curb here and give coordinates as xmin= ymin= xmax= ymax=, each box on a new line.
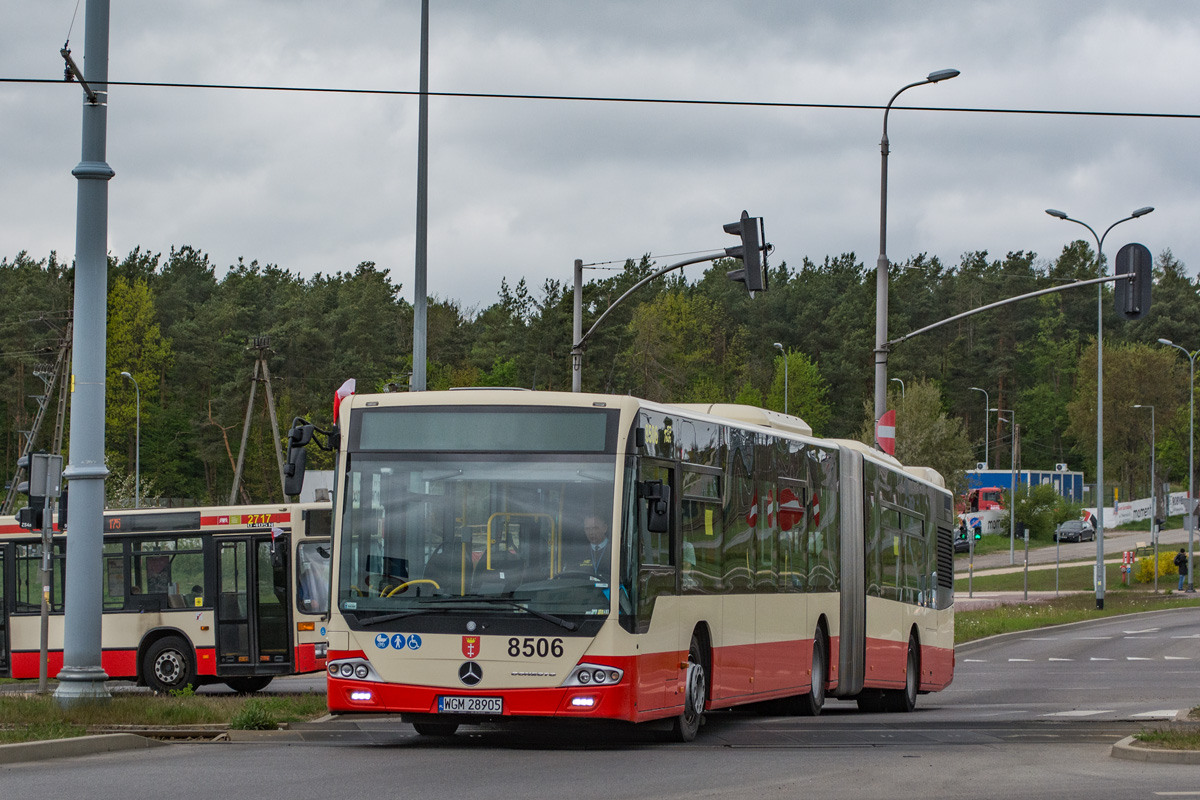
xmin=0 ymin=733 xmax=167 ymax=766
xmin=1111 ymin=735 xmax=1200 ymax=765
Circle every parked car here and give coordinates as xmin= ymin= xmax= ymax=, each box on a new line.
xmin=954 ymin=532 xmax=972 ymax=553
xmin=1054 ymin=520 xmax=1095 ymax=543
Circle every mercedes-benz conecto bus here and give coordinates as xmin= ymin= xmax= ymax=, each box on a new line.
xmin=0 ymin=502 xmax=332 ymax=692
xmin=299 ymin=390 xmax=954 ymax=740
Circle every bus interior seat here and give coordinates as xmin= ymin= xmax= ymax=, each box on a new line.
xmin=422 ymin=544 xmax=466 ymax=594
xmin=473 ymin=550 xmax=523 ymax=594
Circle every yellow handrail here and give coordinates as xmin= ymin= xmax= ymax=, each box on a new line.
xmin=485 ymin=512 xmax=557 ymax=574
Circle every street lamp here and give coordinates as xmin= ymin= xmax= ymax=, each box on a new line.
xmin=1133 ymin=403 xmax=1158 ymax=592
xmin=890 ymin=377 xmax=905 ymax=399
xmin=1157 ymin=338 xmax=1197 ymax=592
xmin=1046 ymin=205 xmax=1154 ymax=608
xmin=774 ymin=343 xmax=788 ymax=415
xmin=992 ymin=408 xmax=1017 ymax=565
xmin=874 ymin=68 xmax=960 ymax=432
xmin=969 ymin=386 xmax=989 ymax=468
xmin=119 ymin=371 xmax=140 ymax=509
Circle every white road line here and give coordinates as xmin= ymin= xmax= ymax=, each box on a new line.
xmin=1090 ymin=657 xmax=1113 ymax=661
xmin=1047 ymin=657 xmax=1074 ymax=662
xmin=963 ymin=658 xmax=987 ymax=662
xmin=1075 ymin=636 xmax=1112 ymax=640
xmin=1124 ymin=628 xmax=1161 ymax=634
xmin=1008 ymin=658 xmax=1034 ymax=662
xmin=1165 ymin=656 xmax=1193 ymax=660
xmin=1171 ymin=634 xmax=1200 ymax=639
xmin=1041 ymin=710 xmax=1112 ymax=717
xmin=1126 ymin=657 xmax=1154 ymax=661
xmin=1020 ymin=637 xmax=1059 ymax=641
xmin=1132 ymin=710 xmax=1180 ymax=719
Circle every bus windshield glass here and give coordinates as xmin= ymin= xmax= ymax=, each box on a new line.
xmin=337 ymin=452 xmax=618 ymax=622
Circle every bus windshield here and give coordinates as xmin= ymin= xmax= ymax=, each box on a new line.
xmin=337 ymin=453 xmax=617 ymax=622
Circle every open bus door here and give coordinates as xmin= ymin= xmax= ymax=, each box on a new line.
xmin=215 ymin=533 xmax=292 ymax=679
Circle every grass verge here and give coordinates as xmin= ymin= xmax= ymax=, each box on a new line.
xmin=956 ymin=562 xmax=1181 ymax=593
xmin=955 ymin=592 xmax=1200 ymax=645
xmin=0 ymin=691 xmax=327 ymax=744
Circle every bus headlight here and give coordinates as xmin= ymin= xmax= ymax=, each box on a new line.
xmin=563 ymin=664 xmax=623 ymax=687
xmin=328 ymin=658 xmax=381 ymax=683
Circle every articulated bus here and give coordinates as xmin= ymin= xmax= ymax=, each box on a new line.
xmin=306 ymin=390 xmax=954 ymax=740
xmin=0 ymin=502 xmax=332 ymax=692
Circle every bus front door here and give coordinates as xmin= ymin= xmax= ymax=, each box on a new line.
xmin=0 ymin=543 xmax=8 ymax=676
xmin=215 ymin=536 xmax=292 ymax=675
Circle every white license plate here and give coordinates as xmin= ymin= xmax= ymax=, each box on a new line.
xmin=438 ymin=696 xmax=503 ymax=714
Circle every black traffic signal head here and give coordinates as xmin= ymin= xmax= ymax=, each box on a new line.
xmin=724 ymin=211 xmax=767 ymax=294
xmin=1114 ymin=242 xmax=1152 ymax=320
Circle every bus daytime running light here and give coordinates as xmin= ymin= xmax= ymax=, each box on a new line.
xmin=570 ymin=696 xmax=596 ymax=708
xmin=350 ymin=691 xmax=373 ymax=702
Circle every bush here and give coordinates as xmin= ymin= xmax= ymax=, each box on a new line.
xmin=229 ymin=698 xmax=277 ymax=730
xmin=1135 ymin=551 xmax=1179 ymax=583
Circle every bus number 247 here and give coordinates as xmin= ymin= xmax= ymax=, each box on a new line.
xmin=508 ymin=637 xmax=564 ymax=658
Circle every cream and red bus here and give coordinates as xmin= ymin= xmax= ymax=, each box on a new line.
xmin=0 ymin=502 xmax=332 ymax=692
xmin=302 ymin=390 xmax=954 ymax=740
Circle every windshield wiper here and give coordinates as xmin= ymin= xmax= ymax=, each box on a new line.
xmin=423 ymin=596 xmax=580 ymax=631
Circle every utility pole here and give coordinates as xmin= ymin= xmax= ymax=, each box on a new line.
xmin=230 ymin=336 xmax=287 ymax=503
xmin=56 ymin=0 xmax=113 ymax=705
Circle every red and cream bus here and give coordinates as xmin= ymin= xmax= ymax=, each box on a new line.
xmin=0 ymin=502 xmax=332 ymax=692
xmin=299 ymin=390 xmax=954 ymax=740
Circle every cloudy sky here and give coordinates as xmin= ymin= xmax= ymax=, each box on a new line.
xmin=2 ymin=1 xmax=1197 ymax=311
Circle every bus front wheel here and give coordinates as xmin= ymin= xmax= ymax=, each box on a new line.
xmin=144 ymin=636 xmax=197 ymax=694
xmin=671 ymin=634 xmax=707 ymax=743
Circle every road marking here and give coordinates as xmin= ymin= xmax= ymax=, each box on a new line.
xmin=1090 ymin=657 xmax=1113 ymax=661
xmin=1154 ymin=792 xmax=1200 ymax=796
xmin=1021 ymin=637 xmax=1059 ymax=641
xmin=1008 ymin=658 xmax=1034 ymax=662
xmin=1124 ymin=628 xmax=1161 ymax=634
xmin=1123 ymin=636 xmax=1158 ymax=640
xmin=1171 ymin=634 xmax=1200 ymax=639
xmin=1047 ymin=657 xmax=1074 ymax=661
xmin=1041 ymin=710 xmax=1112 ymax=717
xmin=1165 ymin=656 xmax=1193 ymax=660
xmin=1133 ymin=710 xmax=1179 ymax=719
xmin=1126 ymin=657 xmax=1154 ymax=661
xmin=1075 ymin=636 xmax=1112 ymax=640
xmin=963 ymin=658 xmax=987 ymax=662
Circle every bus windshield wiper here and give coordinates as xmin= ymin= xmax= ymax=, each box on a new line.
xmin=422 ymin=596 xmax=579 ymax=631
xmin=357 ymin=602 xmax=455 ymax=627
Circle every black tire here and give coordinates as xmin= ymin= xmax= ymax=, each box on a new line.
xmin=884 ymin=635 xmax=919 ymax=713
xmin=224 ymin=675 xmax=274 ymax=694
xmin=798 ymin=630 xmax=828 ymax=717
xmin=671 ymin=634 xmax=707 ymax=742
xmin=144 ymin=636 xmax=197 ymax=694
xmin=413 ymin=721 xmax=459 ymax=737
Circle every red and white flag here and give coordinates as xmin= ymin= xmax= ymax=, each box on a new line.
xmin=333 ymin=378 xmax=356 ymax=422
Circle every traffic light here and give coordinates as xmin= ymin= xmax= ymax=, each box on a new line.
xmin=14 ymin=454 xmax=44 ymax=530
xmin=973 ymin=530 xmax=981 ymax=541
xmin=724 ymin=211 xmax=767 ymax=294
xmin=1114 ymin=242 xmax=1152 ymax=321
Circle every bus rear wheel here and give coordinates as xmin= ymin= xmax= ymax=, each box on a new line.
xmin=883 ymin=635 xmax=919 ymax=713
xmin=224 ymin=676 xmax=274 ymax=694
xmin=798 ymin=630 xmax=827 ymax=716
xmin=671 ymin=634 xmax=707 ymax=743
xmin=144 ymin=636 xmax=197 ymax=694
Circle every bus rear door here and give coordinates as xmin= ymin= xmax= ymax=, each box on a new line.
xmin=0 ymin=542 xmax=8 ymax=676
xmin=215 ymin=534 xmax=293 ymax=676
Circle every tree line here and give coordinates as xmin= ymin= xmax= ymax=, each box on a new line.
xmin=1 ymin=240 xmax=1197 ymax=508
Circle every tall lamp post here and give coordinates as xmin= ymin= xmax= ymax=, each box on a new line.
xmin=874 ymin=68 xmax=960 ymax=432
xmin=890 ymin=377 xmax=905 ymax=399
xmin=1133 ymin=403 xmax=1157 ymax=591
xmin=1046 ymin=205 xmax=1154 ymax=608
xmin=1157 ymin=338 xmax=1196 ymax=592
xmin=119 ymin=372 xmax=140 ymax=508
xmin=969 ymin=386 xmax=989 ymax=468
xmin=992 ymin=408 xmax=1017 ymax=565
xmin=774 ymin=343 xmax=788 ymax=415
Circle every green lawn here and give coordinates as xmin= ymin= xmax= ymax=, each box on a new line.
xmin=955 ymin=561 xmax=1178 ymax=593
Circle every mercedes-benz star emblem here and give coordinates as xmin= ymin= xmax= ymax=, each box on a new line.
xmin=459 ymin=661 xmax=483 ymax=687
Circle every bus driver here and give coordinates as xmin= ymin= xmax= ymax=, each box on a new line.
xmin=578 ymin=515 xmax=610 ymax=579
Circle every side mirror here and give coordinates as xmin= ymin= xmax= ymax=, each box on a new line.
xmin=283 ymin=446 xmax=307 ymax=497
xmin=640 ymin=479 xmax=671 ymax=534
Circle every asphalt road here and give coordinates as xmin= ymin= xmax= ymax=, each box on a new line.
xmin=3 ymin=608 xmax=1198 ymax=799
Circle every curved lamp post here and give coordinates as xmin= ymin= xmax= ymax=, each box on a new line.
xmin=774 ymin=342 xmax=788 ymax=415
xmin=969 ymin=386 xmax=989 ymax=468
xmin=1157 ymin=338 xmax=1197 ymax=592
xmin=992 ymin=408 xmax=1017 ymax=565
xmin=874 ymin=68 xmax=960 ymax=432
xmin=1046 ymin=205 xmax=1154 ymax=608
xmin=890 ymin=377 xmax=905 ymax=399
xmin=119 ymin=371 xmax=140 ymax=509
